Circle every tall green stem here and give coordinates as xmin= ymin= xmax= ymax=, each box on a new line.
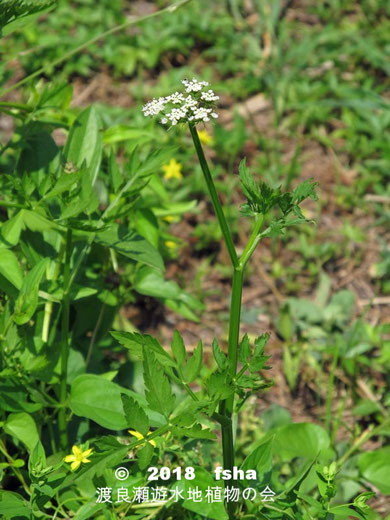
xmin=58 ymin=229 xmax=72 ymax=450
xmin=189 ymin=124 xmax=238 ymax=268
xmin=190 ymin=124 xmax=244 ymax=518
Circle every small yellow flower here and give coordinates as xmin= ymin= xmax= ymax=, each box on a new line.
xmin=163 ymin=215 xmax=176 ymax=223
xmin=197 ymin=129 xmax=214 ymax=146
xmin=128 ymin=429 xmax=156 ymax=448
xmin=162 ymin=158 xmax=182 ymax=180
xmin=165 ymin=240 xmax=177 ymax=249
xmin=64 ymin=445 xmax=93 ymax=471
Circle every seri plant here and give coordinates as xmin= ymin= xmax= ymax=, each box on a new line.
xmin=107 ymin=78 xmax=318 ymax=518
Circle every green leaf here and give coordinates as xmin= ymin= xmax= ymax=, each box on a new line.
xmin=4 ymin=412 xmax=39 ymax=452
xmin=96 ymin=225 xmax=163 ymax=271
xmin=111 ymin=331 xmax=175 ymax=368
xmin=108 ymin=151 xmax=123 ymax=192
xmin=14 ymin=258 xmax=48 ymax=325
xmin=273 ymin=423 xmax=330 ymax=461
xmin=28 ymin=441 xmax=46 ymax=477
xmin=143 ymin=350 xmax=175 ymax=419
xmin=171 ymin=423 xmax=216 ymax=440
xmin=358 ymin=447 xmax=390 ymax=494
xmin=328 ymin=505 xmax=366 ymax=519
xmin=174 ymin=467 xmax=228 ymax=520
xmin=64 ymin=106 xmax=102 ymax=184
xmin=23 ymin=209 xmax=59 ymax=232
xmin=70 ymin=374 xmax=165 ymax=430
xmin=0 ymin=490 xmax=31 ymax=519
xmin=212 ymin=338 xmax=228 ymax=370
xmin=103 ymin=125 xmax=155 ymax=145
xmin=171 ymin=329 xmax=186 ymax=366
xmin=138 ymin=442 xmax=154 ymax=470
xmin=134 ymin=265 xmax=181 ymax=298
xmin=0 ymin=248 xmax=23 ymax=289
xmin=239 ymin=334 xmax=251 ymax=363
xmin=241 ymin=437 xmax=273 ymax=487
xmin=121 ymin=394 xmax=149 ymax=436
xmin=182 ymin=341 xmax=203 ymax=383
xmin=0 ymin=210 xmax=24 ymax=247
xmin=43 ymin=170 xmax=81 ymax=200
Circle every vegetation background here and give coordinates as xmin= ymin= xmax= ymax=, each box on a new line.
xmin=0 ymin=0 xmax=389 ymax=519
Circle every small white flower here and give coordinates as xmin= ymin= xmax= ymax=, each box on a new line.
xmin=142 ymin=78 xmax=218 ymax=127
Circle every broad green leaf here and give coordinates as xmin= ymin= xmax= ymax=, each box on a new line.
xmin=96 ymin=226 xmax=163 ymax=271
xmin=143 ymin=350 xmax=175 ymax=418
xmin=23 ymin=209 xmax=59 ymax=232
xmin=182 ymin=341 xmax=203 ymax=383
xmin=171 ymin=329 xmax=186 ymax=366
xmin=328 ymin=505 xmax=366 ymax=519
xmin=14 ymin=258 xmax=49 ymax=325
xmin=358 ymin=447 xmax=390 ymax=494
xmin=4 ymin=412 xmax=39 ymax=452
xmin=174 ymin=467 xmax=228 ymax=520
xmin=16 ymin=130 xmax=59 ymax=176
xmin=121 ymin=394 xmax=149 ymax=436
xmin=134 ymin=208 xmax=159 ymax=249
xmin=241 ymin=437 xmax=273 ymax=487
xmin=0 ymin=248 xmax=23 ymax=289
xmin=0 ymin=490 xmax=31 ymax=519
xmin=70 ymin=374 xmax=165 ymax=430
xmin=0 ymin=210 xmax=24 ymax=246
xmin=134 ymin=265 xmax=181 ymax=298
xmin=64 ymin=106 xmax=102 ymax=184
xmin=273 ymin=423 xmax=329 ymax=461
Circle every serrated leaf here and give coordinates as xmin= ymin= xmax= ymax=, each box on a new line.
xmin=172 ymin=423 xmax=216 ymax=440
xmin=111 ymin=331 xmax=175 ymax=368
xmin=239 ymin=334 xmax=251 ymax=364
xmin=182 ymin=341 xmax=203 ymax=383
xmin=212 ymin=338 xmax=228 ymax=370
xmin=121 ymin=394 xmax=149 ymax=436
xmin=143 ymin=350 xmax=175 ymax=418
xmin=43 ymin=170 xmax=81 ymax=200
xmin=138 ymin=442 xmax=154 ymax=470
xmin=96 ymin=227 xmax=163 ymax=270
xmin=171 ymin=329 xmax=186 ymax=367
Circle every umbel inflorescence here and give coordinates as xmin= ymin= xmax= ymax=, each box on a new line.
xmin=142 ymin=78 xmax=219 ymax=127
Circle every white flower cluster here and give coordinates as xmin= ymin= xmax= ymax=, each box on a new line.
xmin=142 ymin=78 xmax=219 ymax=127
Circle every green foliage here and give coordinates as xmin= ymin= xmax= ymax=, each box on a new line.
xmin=0 ymin=0 xmax=388 ymax=519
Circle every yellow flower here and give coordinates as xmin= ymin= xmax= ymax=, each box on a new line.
xmin=163 ymin=215 xmax=176 ymax=223
xmin=162 ymin=158 xmax=182 ymax=180
xmin=197 ymin=129 xmax=214 ymax=146
xmin=64 ymin=445 xmax=93 ymax=471
xmin=128 ymin=429 xmax=156 ymax=448
xmin=165 ymin=240 xmax=177 ymax=249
